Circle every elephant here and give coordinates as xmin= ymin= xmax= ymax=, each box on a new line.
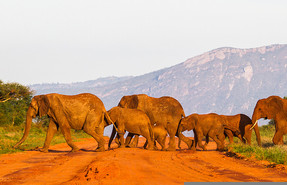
xmin=118 ymin=94 xmax=185 ymax=151
xmin=220 ymin=114 xmax=261 ymax=146
xmin=107 ymin=107 xmax=155 ymax=150
xmin=178 ymin=113 xmax=225 ymax=151
xmin=251 ymin=95 xmax=287 ymax=145
xmin=123 ymin=124 xmax=167 ymax=150
xmin=13 ymin=93 xmax=117 ymax=152
xmin=152 ymin=124 xmax=167 ymax=150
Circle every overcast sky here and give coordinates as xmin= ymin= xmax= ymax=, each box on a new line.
xmin=1 ymin=0 xmax=287 ymax=85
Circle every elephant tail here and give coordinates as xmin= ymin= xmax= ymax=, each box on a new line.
xmin=148 ymin=121 xmax=154 ymax=142
xmin=108 ymin=126 xmax=117 ymax=149
xmin=104 ymin=112 xmax=123 ymax=134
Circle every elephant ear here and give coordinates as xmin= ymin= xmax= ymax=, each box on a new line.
xmin=128 ymin=95 xmax=139 ymax=109
xmin=38 ymin=95 xmax=50 ymax=117
xmin=189 ymin=114 xmax=198 ymax=129
xmin=268 ymin=97 xmax=283 ymax=113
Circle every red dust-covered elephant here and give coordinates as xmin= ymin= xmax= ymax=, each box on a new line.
xmin=251 ymin=96 xmax=287 ymax=145
xmin=117 ymin=94 xmax=185 ymax=151
xmin=13 ymin=93 xmax=116 ymax=152
xmin=220 ymin=114 xmax=261 ymax=146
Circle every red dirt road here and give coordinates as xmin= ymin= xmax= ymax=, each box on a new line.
xmin=0 ymin=137 xmax=287 ymax=184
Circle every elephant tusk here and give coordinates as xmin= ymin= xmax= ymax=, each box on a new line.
xmin=250 ymin=120 xmax=258 ymax=130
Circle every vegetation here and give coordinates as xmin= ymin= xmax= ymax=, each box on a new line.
xmin=0 ymin=124 xmax=91 ymax=154
xmin=0 ymin=80 xmax=33 ymax=126
xmin=228 ymin=124 xmax=287 ymax=165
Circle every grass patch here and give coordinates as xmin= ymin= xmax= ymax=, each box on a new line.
xmin=0 ymin=124 xmax=91 ymax=155
xmin=228 ymin=124 xmax=287 ymax=165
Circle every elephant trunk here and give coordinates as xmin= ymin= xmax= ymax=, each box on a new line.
xmin=13 ymin=107 xmax=33 ymax=148
xmin=251 ymin=112 xmax=262 ymax=147
xmin=177 ymin=125 xmax=182 ymax=149
xmin=177 ymin=124 xmax=185 ymax=149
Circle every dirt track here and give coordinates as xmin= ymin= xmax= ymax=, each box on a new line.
xmin=0 ymin=137 xmax=287 ymax=184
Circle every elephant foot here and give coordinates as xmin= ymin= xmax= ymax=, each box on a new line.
xmin=146 ymin=146 xmax=154 ymax=150
xmin=71 ymin=147 xmax=80 ymax=152
xmin=39 ymin=148 xmax=49 ymax=153
xmin=166 ymin=147 xmax=176 ymax=151
xmin=187 ymin=140 xmax=194 ymax=150
xmin=216 ymin=148 xmax=225 ymax=152
xmin=127 ymin=144 xmax=137 ymax=148
xmin=95 ymin=147 xmax=105 ymax=152
xmin=191 ymin=147 xmax=196 ymax=151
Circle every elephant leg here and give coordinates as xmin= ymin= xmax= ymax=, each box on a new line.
xmin=217 ymin=132 xmax=225 ymax=151
xmin=115 ymin=134 xmax=120 ymax=146
xmin=196 ymin=131 xmax=206 ymax=151
xmin=108 ymin=126 xmax=117 ymax=149
xmin=118 ymin=131 xmax=126 ymax=148
xmin=237 ymin=134 xmax=246 ymax=144
xmin=210 ymin=131 xmax=224 ymax=151
xmin=130 ymin=135 xmax=139 ymax=148
xmin=166 ymin=126 xmax=177 ymax=151
xmin=178 ymin=133 xmax=193 ymax=149
xmin=154 ymin=140 xmax=159 ymax=150
xmin=84 ymin=125 xmax=105 ymax=152
xmin=204 ymin=134 xmax=209 ymax=148
xmin=191 ymin=130 xmax=198 ymax=151
xmin=61 ymin=126 xmax=80 ymax=152
xmin=125 ymin=133 xmax=135 ymax=147
xmin=158 ymin=136 xmax=166 ymax=150
xmin=273 ymin=130 xmax=284 ymax=145
xmin=144 ymin=134 xmax=154 ymax=150
xmin=224 ymin=130 xmax=234 ymax=144
xmin=243 ymin=129 xmax=252 ymax=145
xmin=41 ymin=119 xmax=58 ymax=153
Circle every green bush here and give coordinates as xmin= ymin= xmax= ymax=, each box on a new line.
xmin=229 ymin=124 xmax=287 ymax=165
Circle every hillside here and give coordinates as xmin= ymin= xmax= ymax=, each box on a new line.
xmin=31 ymin=44 xmax=287 ymax=118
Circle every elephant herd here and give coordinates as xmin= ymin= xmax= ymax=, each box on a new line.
xmin=13 ymin=93 xmax=287 ymax=152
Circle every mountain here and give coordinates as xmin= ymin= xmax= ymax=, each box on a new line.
xmin=30 ymin=44 xmax=287 ymax=119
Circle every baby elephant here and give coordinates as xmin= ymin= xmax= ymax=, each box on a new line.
xmin=142 ymin=124 xmax=167 ymax=150
xmin=107 ymin=107 xmax=154 ymax=150
xmin=178 ymin=113 xmax=225 ymax=151
xmin=153 ymin=124 xmax=167 ymax=150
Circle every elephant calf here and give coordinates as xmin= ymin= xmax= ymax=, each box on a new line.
xmin=152 ymin=125 xmax=167 ymax=150
xmin=107 ymin=107 xmax=155 ymax=150
xmin=178 ymin=113 xmax=225 ymax=151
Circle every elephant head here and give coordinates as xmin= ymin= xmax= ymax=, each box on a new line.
xmin=178 ymin=115 xmax=197 ymax=133
xmin=177 ymin=114 xmax=197 ymax=149
xmin=118 ymin=95 xmax=139 ymax=109
xmin=251 ymin=96 xmax=284 ymax=127
xmin=251 ymin=96 xmax=287 ymax=146
xmin=13 ymin=95 xmax=50 ymax=148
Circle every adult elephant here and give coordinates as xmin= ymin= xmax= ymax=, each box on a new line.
xmin=220 ymin=114 xmax=261 ymax=146
xmin=13 ymin=93 xmax=116 ymax=152
xmin=118 ymin=94 xmax=185 ymax=151
xmin=251 ymin=96 xmax=287 ymax=145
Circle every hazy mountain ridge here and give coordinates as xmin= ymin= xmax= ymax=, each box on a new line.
xmin=30 ymin=44 xmax=287 ymax=118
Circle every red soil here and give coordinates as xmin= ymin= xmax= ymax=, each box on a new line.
xmin=0 ymin=137 xmax=286 ymax=185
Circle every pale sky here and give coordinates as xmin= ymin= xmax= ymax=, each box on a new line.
xmin=1 ymin=0 xmax=287 ymax=85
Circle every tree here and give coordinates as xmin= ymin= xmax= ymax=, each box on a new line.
xmin=0 ymin=81 xmax=33 ymax=126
